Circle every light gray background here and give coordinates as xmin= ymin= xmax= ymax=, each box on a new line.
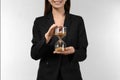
xmin=1 ymin=0 xmax=120 ymax=80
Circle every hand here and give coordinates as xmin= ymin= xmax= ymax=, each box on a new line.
xmin=53 ymin=46 xmax=75 ymax=55
xmin=45 ymin=24 xmax=57 ymax=43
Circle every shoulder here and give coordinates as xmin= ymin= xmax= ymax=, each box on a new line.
xmin=69 ymin=13 xmax=84 ymax=22
xmin=34 ymin=16 xmax=46 ymax=22
xmin=69 ymin=14 xmax=85 ymax=29
xmin=33 ymin=15 xmax=49 ymax=27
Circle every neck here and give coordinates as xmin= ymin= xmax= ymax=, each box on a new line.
xmin=52 ymin=7 xmax=65 ymax=17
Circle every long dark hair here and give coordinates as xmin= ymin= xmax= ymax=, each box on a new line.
xmin=44 ymin=0 xmax=71 ymax=16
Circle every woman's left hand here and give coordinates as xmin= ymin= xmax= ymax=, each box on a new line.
xmin=53 ymin=46 xmax=75 ymax=55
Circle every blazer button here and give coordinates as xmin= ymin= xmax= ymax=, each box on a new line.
xmin=46 ymin=62 xmax=48 ymax=65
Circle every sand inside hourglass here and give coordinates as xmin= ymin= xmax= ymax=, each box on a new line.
xmin=55 ymin=32 xmax=66 ymax=39
xmin=55 ymin=47 xmax=65 ymax=52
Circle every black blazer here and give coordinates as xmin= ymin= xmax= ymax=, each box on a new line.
xmin=31 ymin=12 xmax=88 ymax=80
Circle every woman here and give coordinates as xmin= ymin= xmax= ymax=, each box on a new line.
xmin=31 ymin=0 xmax=88 ymax=80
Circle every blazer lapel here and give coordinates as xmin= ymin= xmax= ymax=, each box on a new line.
xmin=64 ymin=12 xmax=71 ymax=28
xmin=45 ymin=12 xmax=55 ymax=27
xmin=63 ymin=13 xmax=71 ymax=43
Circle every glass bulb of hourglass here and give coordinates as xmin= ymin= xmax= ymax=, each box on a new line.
xmin=55 ymin=40 xmax=66 ymax=52
xmin=55 ymin=31 xmax=66 ymax=39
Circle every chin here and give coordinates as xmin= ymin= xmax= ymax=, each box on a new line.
xmin=53 ymin=6 xmax=63 ymax=9
xmin=52 ymin=4 xmax=65 ymax=9
xmin=51 ymin=1 xmax=65 ymax=9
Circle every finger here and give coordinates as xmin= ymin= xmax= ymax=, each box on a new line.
xmin=53 ymin=51 xmax=62 ymax=54
xmin=48 ymin=24 xmax=56 ymax=32
xmin=60 ymin=51 xmax=70 ymax=54
xmin=65 ymin=47 xmax=71 ymax=51
xmin=54 ymin=51 xmax=68 ymax=55
xmin=54 ymin=51 xmax=70 ymax=55
xmin=65 ymin=47 xmax=68 ymax=50
xmin=47 ymin=24 xmax=57 ymax=35
xmin=51 ymin=24 xmax=57 ymax=29
xmin=61 ymin=51 xmax=69 ymax=55
xmin=57 ymin=26 xmax=63 ymax=29
xmin=53 ymin=51 xmax=56 ymax=54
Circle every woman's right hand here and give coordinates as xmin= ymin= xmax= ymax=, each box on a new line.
xmin=45 ymin=24 xmax=57 ymax=43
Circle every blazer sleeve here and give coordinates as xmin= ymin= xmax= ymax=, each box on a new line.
xmin=72 ymin=17 xmax=88 ymax=62
xmin=31 ymin=18 xmax=51 ymax=60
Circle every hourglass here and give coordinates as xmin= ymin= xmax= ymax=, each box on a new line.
xmin=54 ymin=27 xmax=67 ymax=52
